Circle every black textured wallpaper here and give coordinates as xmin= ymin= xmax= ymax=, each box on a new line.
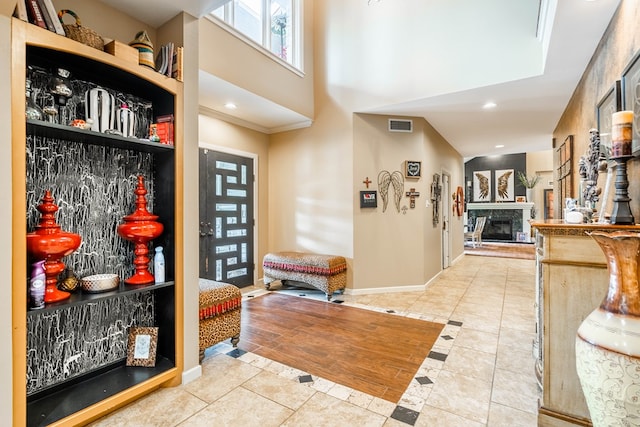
xmin=26 ymin=293 xmax=155 ymax=395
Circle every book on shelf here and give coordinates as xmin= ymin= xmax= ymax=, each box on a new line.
xmin=156 ymin=114 xmax=174 ymax=124
xmin=166 ymin=43 xmax=174 ymax=78
xmin=35 ymin=0 xmax=55 ymax=32
xmin=172 ymin=46 xmax=183 ymax=82
xmin=155 ymin=43 xmax=174 ymax=77
xmin=26 ymin=0 xmax=48 ymax=29
xmin=154 ymin=42 xmax=182 ymax=79
xmin=39 ymin=0 xmax=65 ymax=36
xmin=14 ymin=0 xmax=29 ymax=22
xmin=149 ymin=122 xmax=174 ymax=146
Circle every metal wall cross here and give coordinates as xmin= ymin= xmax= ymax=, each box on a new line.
xmin=405 ymin=188 xmax=420 ymax=209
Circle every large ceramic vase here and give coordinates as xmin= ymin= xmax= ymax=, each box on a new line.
xmin=26 ymin=190 xmax=82 ymax=303
xmin=575 ymin=231 xmax=640 ymax=426
xmin=117 ymin=175 xmax=163 ymax=285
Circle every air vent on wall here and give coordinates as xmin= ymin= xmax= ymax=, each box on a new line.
xmin=388 ymin=119 xmax=413 ymax=133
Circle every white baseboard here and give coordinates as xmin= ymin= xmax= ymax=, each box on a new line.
xmin=451 ymin=253 xmax=465 ymax=265
xmin=343 ymin=283 xmax=427 ymax=296
xmin=342 ymin=269 xmax=445 ymax=296
xmin=181 ymin=364 xmax=202 ymax=385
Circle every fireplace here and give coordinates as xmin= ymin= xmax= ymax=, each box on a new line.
xmin=467 ymin=202 xmax=534 ymax=243
xmin=484 ymin=219 xmax=513 ymax=241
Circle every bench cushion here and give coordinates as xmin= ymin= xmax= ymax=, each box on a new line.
xmin=199 ymin=279 xmax=242 ymax=321
xmin=263 ymin=251 xmax=347 ymax=276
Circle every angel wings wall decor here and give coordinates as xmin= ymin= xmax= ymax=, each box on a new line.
xmin=377 ymin=170 xmax=404 ymax=213
xmin=473 ymin=170 xmax=491 ymax=202
xmin=495 ymin=169 xmax=514 ymax=202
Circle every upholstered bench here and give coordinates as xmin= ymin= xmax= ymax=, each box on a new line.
xmin=199 ymin=279 xmax=242 ymax=362
xmin=263 ymin=251 xmax=347 ymax=301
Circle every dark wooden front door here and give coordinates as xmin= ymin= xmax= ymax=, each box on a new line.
xmin=199 ymin=148 xmax=254 ymax=287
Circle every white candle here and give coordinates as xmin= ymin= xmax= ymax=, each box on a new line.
xmin=611 ymin=110 xmax=633 ymax=157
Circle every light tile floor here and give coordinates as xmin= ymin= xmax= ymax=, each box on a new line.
xmin=90 ymin=254 xmax=539 ymax=426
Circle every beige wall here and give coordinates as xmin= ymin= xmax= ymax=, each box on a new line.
xmin=554 ymin=0 xmax=640 ymax=219
xmin=353 ymin=114 xmax=464 ymax=289
xmin=55 ymin=0 xmax=157 ymax=47
xmin=198 ymin=114 xmax=270 ymax=283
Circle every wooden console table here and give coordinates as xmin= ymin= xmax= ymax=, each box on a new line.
xmin=531 ymin=220 xmax=640 ymax=426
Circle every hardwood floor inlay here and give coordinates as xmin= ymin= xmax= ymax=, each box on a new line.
xmin=239 ymin=292 xmax=445 ymax=402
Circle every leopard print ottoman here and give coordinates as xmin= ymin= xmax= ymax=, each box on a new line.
xmin=199 ymin=279 xmax=242 ymax=361
xmin=263 ymin=252 xmax=347 ymax=300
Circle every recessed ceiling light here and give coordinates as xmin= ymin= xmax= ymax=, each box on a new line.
xmin=224 ymin=102 xmax=237 ymax=110
xmin=483 ymin=102 xmax=497 ymax=109
xmin=495 ymin=144 xmax=505 ymax=148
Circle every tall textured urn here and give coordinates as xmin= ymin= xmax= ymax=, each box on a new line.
xmin=117 ymin=175 xmax=163 ymax=285
xmin=575 ymin=231 xmax=640 ymax=426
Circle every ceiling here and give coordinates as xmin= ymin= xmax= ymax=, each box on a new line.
xmin=99 ymin=0 xmax=621 ymax=160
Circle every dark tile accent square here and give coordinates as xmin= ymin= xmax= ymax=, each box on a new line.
xmin=428 ymin=351 xmax=447 ymax=362
xmin=386 ymin=309 xmax=396 ymax=313
xmin=298 ymin=374 xmax=313 ymax=383
xmin=415 ymin=376 xmax=433 ymax=385
xmin=227 ymin=348 xmax=246 ymax=358
xmin=447 ymin=320 xmax=463 ymax=326
xmin=441 ymin=335 xmax=454 ymax=340
xmin=332 ymin=299 xmax=344 ymax=304
xmin=390 ymin=405 xmax=420 ymax=426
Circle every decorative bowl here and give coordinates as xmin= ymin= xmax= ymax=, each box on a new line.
xmin=80 ymin=273 xmax=120 ymax=293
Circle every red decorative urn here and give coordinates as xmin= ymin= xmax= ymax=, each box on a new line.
xmin=117 ymin=175 xmax=163 ymax=285
xmin=26 ymin=190 xmax=82 ymax=303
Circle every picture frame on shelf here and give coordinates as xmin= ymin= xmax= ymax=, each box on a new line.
xmin=473 ymin=170 xmax=491 ymax=202
xmin=126 ymin=327 xmax=158 ymax=367
xmin=360 ymin=190 xmax=377 ymax=208
xmin=404 ymin=160 xmax=421 ymax=179
xmin=621 ymin=50 xmax=640 ymax=156
xmin=495 ymin=169 xmax=515 ymax=202
xmin=597 ymin=80 xmax=621 ymax=160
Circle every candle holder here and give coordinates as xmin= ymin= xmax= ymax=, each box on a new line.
xmin=26 ymin=190 xmax=82 ymax=303
xmin=609 ymin=111 xmax=635 ymax=225
xmin=610 ymin=155 xmax=635 ymax=225
xmin=117 ymin=176 xmax=163 ymax=285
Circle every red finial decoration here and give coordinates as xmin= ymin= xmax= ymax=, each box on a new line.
xmin=26 ymin=190 xmax=82 ymax=303
xmin=117 ymin=176 xmax=164 ymax=285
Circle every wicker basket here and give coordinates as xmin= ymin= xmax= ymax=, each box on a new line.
xmin=57 ymin=9 xmax=104 ymax=50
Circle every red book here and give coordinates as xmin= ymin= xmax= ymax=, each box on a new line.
xmin=155 ymin=122 xmax=174 ymax=145
xmin=26 ymin=0 xmax=47 ymax=29
xmin=156 ymin=114 xmax=174 ymax=123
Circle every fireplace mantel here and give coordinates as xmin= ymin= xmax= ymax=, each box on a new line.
xmin=467 ymin=202 xmax=534 ymax=242
xmin=468 ymin=202 xmax=534 ymax=211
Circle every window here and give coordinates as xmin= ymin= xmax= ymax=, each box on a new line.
xmin=209 ymin=0 xmax=301 ymax=70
